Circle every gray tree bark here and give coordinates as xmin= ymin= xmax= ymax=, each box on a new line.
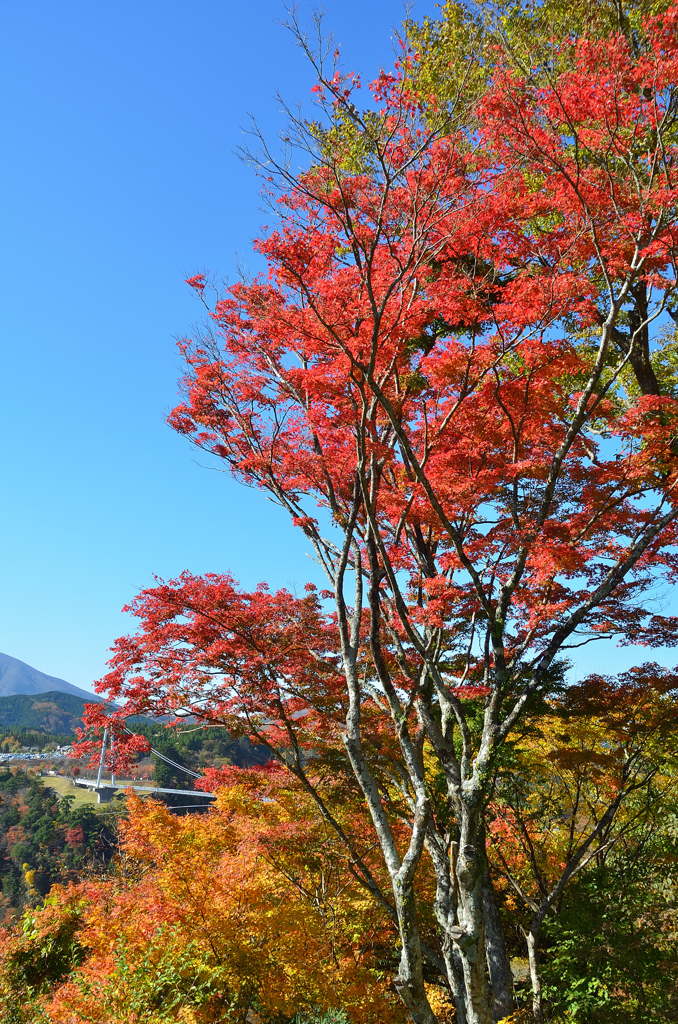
xmin=483 ymin=870 xmax=514 ymax=1022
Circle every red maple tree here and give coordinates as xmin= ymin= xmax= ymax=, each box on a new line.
xmin=75 ymin=8 xmax=678 ymax=1023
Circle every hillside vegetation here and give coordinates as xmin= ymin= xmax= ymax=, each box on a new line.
xmin=0 ymin=692 xmax=90 ymax=735
xmin=0 ymin=769 xmax=116 ymax=923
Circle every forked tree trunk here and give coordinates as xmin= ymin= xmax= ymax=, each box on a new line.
xmin=426 ymin=836 xmax=468 ymax=1024
xmin=426 ymin=796 xmax=510 ymax=1023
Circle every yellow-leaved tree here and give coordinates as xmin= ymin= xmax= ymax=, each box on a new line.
xmin=0 ymin=777 xmax=414 ymax=1024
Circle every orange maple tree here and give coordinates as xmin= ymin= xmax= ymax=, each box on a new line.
xmin=0 ymin=782 xmax=414 ymax=1024
xmin=487 ymin=663 xmax=678 ymax=1017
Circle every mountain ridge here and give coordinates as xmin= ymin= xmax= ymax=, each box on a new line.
xmin=0 ymin=653 xmax=101 ymax=700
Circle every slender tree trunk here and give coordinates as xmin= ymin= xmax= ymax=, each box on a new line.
xmin=390 ymin=875 xmax=439 ymax=1024
xmin=525 ymin=929 xmax=543 ymax=1023
xmin=482 ymin=870 xmax=514 ymax=1021
xmin=426 ymin=835 xmax=468 ymax=1024
xmin=450 ymin=948 xmax=469 ymax=1024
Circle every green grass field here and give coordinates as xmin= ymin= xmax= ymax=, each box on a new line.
xmin=42 ymin=775 xmax=100 ymax=806
xmin=42 ymin=775 xmax=160 ymax=808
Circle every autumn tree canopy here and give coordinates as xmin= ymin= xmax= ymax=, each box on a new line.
xmin=74 ymin=2 xmax=678 ymax=1022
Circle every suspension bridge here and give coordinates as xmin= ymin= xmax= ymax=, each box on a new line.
xmin=74 ymin=724 xmax=216 ymax=806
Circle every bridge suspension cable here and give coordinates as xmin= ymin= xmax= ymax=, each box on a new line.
xmin=123 ymin=727 xmax=204 ymax=780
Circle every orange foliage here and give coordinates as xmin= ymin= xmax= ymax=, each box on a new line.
xmin=1 ymin=787 xmax=406 ymax=1024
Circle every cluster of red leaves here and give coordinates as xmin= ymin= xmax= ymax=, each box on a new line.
xmin=72 ymin=574 xmax=348 ymax=773
xmin=164 ymin=10 xmax=678 ymax=673
xmin=72 ymin=572 xmax=489 ymax=775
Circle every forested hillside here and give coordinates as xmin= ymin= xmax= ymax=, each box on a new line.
xmin=0 ymin=692 xmax=91 ymax=734
xmin=0 ymin=770 xmax=115 ymax=922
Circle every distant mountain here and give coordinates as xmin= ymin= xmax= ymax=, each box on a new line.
xmin=0 ymin=653 xmax=101 ymax=700
xmin=0 ymin=690 xmax=95 ymax=733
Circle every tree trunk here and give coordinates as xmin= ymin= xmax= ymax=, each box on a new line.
xmin=393 ymin=976 xmax=439 ymax=1024
xmin=450 ymin=948 xmax=469 ymax=1024
xmin=391 ymin=875 xmax=440 ymax=1024
xmin=482 ymin=870 xmax=514 ymax=1022
xmin=454 ymin=815 xmax=493 ymax=1024
xmin=525 ymin=929 xmax=544 ymax=1023
xmin=427 ymin=835 xmax=468 ymax=1024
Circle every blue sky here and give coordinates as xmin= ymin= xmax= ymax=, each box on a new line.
xmin=0 ymin=1 xmax=675 ymax=694
xmin=0 ymin=0 xmax=442 ymax=692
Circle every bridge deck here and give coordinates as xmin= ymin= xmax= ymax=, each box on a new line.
xmin=74 ymin=779 xmax=216 ymax=802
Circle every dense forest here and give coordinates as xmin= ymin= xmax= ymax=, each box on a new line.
xmin=0 ymin=770 xmax=116 ymax=921
xmin=0 ymin=692 xmax=97 ymax=734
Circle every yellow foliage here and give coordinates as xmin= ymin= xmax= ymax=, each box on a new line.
xmin=489 ymin=672 xmax=678 ymax=928
xmin=424 ymin=982 xmax=455 ymax=1022
xmin=4 ymin=791 xmax=405 ymax=1024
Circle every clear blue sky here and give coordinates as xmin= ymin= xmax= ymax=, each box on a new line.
xmin=0 ymin=0 xmax=443 ymax=692
xmin=0 ymin=1 xmax=674 ymax=694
